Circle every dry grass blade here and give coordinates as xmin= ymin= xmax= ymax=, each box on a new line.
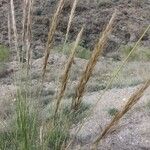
xmin=10 ymin=0 xmax=19 ymax=61
xmin=71 ymin=10 xmax=117 ymax=110
xmin=64 ymin=0 xmax=78 ymax=45
xmin=7 ymin=12 xmax=12 ymax=51
xmin=42 ymin=0 xmax=65 ymax=80
xmin=22 ymin=0 xmax=28 ymax=45
xmin=26 ymin=0 xmax=33 ymax=72
xmin=54 ymin=27 xmax=84 ymax=117
xmin=92 ymin=79 xmax=150 ymax=149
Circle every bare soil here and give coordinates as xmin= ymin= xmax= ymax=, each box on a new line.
xmin=0 ymin=0 xmax=150 ymax=57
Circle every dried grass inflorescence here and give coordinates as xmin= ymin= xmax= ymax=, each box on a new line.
xmin=92 ymin=79 xmax=150 ymax=149
xmin=10 ymin=0 xmax=19 ymax=60
xmin=22 ymin=0 xmax=34 ymax=72
xmin=26 ymin=0 xmax=34 ymax=71
xmin=54 ymin=27 xmax=84 ymax=117
xmin=71 ymin=10 xmax=117 ymax=110
xmin=64 ymin=0 xmax=78 ymax=44
xmin=42 ymin=0 xmax=65 ymax=81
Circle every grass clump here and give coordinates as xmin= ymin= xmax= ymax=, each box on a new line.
xmin=47 ymin=125 xmax=69 ymax=150
xmin=41 ymin=102 xmax=89 ymax=150
xmin=15 ymin=89 xmax=39 ymax=150
xmin=0 ymin=131 xmax=17 ymax=150
xmin=63 ymin=103 xmax=90 ymax=124
xmin=87 ymin=83 xmax=106 ymax=92
xmin=0 ymin=45 xmax=9 ymax=72
xmin=0 ymin=45 xmax=9 ymax=62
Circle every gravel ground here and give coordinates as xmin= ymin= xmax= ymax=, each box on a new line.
xmin=71 ymin=85 xmax=150 ymax=150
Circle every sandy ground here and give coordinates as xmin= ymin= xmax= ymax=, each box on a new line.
xmin=71 ymin=85 xmax=150 ymax=150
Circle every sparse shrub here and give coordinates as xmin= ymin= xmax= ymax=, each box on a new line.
xmin=112 ymin=78 xmax=142 ymax=89
xmin=87 ymin=83 xmax=106 ymax=92
xmin=34 ymin=8 xmax=42 ymax=16
xmin=97 ymin=0 xmax=112 ymax=7
xmin=107 ymin=108 xmax=119 ymax=116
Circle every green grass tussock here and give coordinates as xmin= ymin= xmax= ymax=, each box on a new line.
xmin=54 ymin=42 xmax=91 ymax=60
xmin=121 ymin=44 xmax=150 ymax=61
xmin=0 ymin=45 xmax=9 ymax=62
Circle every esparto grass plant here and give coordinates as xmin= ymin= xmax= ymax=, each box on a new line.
xmin=1 ymin=0 xmax=150 ymax=149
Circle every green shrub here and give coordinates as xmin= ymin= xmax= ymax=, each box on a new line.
xmin=107 ymin=108 xmax=119 ymax=116
xmin=54 ymin=42 xmax=91 ymax=60
xmin=0 ymin=45 xmax=9 ymax=62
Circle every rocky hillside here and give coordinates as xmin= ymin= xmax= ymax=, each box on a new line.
xmin=0 ymin=0 xmax=150 ymax=58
